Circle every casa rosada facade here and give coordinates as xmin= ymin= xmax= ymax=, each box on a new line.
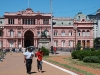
xmin=0 ymin=8 xmax=93 ymax=50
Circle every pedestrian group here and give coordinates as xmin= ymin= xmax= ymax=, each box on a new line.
xmin=23 ymin=47 xmax=43 ymax=74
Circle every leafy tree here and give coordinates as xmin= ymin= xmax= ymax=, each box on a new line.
xmin=76 ymin=42 xmax=82 ymax=50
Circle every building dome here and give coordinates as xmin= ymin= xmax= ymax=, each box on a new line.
xmin=97 ymin=9 xmax=100 ymax=13
xmin=26 ymin=8 xmax=32 ymax=10
xmin=74 ymin=12 xmax=90 ymax=21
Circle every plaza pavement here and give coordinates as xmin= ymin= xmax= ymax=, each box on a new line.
xmin=0 ymin=52 xmax=78 ymax=75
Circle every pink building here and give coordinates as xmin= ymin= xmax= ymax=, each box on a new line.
xmin=0 ymin=8 xmax=93 ymax=50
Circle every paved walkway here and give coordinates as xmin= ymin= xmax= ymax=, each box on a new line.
xmin=0 ymin=52 xmax=77 ymax=75
xmin=49 ymin=51 xmax=71 ymax=56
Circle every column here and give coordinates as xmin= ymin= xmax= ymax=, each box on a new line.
xmin=49 ymin=19 xmax=51 ymax=24
xmin=58 ymin=40 xmax=61 ymax=47
xmin=90 ymin=39 xmax=93 ymax=48
xmin=35 ymin=19 xmax=37 ymax=25
xmin=34 ymin=39 xmax=36 ymax=47
xmin=21 ymin=39 xmax=22 ymax=48
xmin=16 ymin=39 xmax=18 ymax=48
xmin=41 ymin=19 xmax=43 ymax=25
xmin=23 ymin=38 xmax=24 ymax=48
xmin=66 ymin=40 xmax=69 ymax=48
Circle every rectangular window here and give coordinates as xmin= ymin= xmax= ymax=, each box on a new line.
xmin=56 ymin=41 xmax=58 ymax=46
xmin=43 ymin=19 xmax=49 ymax=24
xmin=61 ymin=32 xmax=65 ymax=36
xmin=54 ymin=32 xmax=58 ymax=36
xmin=69 ymin=32 xmax=71 ymax=36
xmin=22 ymin=19 xmax=35 ymax=25
xmin=37 ymin=31 xmax=41 ymax=37
xmin=10 ymin=31 xmax=14 ymax=37
xmin=18 ymin=42 xmax=21 ymax=48
xmin=10 ymin=40 xmax=13 ymax=48
xmin=0 ymin=21 xmax=2 ymax=24
xmin=8 ymin=19 xmax=14 ymax=24
xmin=0 ymin=31 xmax=2 ymax=36
xmin=22 ymin=19 xmax=24 ymax=24
xmin=18 ymin=31 xmax=21 ymax=37
xmin=62 ymin=40 xmax=65 ymax=47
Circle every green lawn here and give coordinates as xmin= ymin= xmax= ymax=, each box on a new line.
xmin=43 ymin=56 xmax=97 ymax=75
xmin=64 ymin=57 xmax=100 ymax=69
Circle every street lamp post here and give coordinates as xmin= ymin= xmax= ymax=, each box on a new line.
xmin=0 ymin=26 xmax=4 ymax=58
xmin=50 ymin=0 xmax=54 ymax=54
xmin=73 ymin=26 xmax=77 ymax=50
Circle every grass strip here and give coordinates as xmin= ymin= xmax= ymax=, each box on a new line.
xmin=44 ymin=57 xmax=95 ymax=75
xmin=64 ymin=57 xmax=100 ymax=69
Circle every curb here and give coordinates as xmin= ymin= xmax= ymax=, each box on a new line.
xmin=43 ymin=60 xmax=78 ymax=75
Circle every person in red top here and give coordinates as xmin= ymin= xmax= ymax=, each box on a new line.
xmin=36 ymin=48 xmax=43 ymax=73
xmin=54 ymin=47 xmax=57 ymax=54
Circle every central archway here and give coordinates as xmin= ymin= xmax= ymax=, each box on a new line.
xmin=24 ymin=30 xmax=34 ymax=47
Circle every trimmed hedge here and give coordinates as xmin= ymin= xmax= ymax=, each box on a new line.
xmin=71 ymin=49 xmax=100 ymax=63
xmin=83 ymin=56 xmax=100 ymax=63
xmin=41 ymin=46 xmax=49 ymax=56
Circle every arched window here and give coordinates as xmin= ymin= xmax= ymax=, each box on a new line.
xmin=82 ymin=30 xmax=85 ymax=36
xmin=86 ymin=30 xmax=90 ymax=36
xmin=10 ymin=40 xmax=14 ymax=48
xmin=61 ymin=30 xmax=65 ymax=36
xmin=69 ymin=30 xmax=72 ymax=36
xmin=54 ymin=40 xmax=58 ymax=47
xmin=62 ymin=40 xmax=65 ymax=47
xmin=54 ymin=30 xmax=58 ymax=36
xmin=69 ymin=40 xmax=73 ymax=47
xmin=10 ymin=29 xmax=14 ymax=37
xmin=81 ymin=19 xmax=85 ymax=22
xmin=77 ymin=30 xmax=81 ymax=36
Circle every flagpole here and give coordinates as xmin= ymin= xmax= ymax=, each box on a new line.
xmin=50 ymin=0 xmax=54 ymax=54
xmin=28 ymin=0 xmax=29 ymax=8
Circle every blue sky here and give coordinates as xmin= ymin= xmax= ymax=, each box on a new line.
xmin=0 ymin=0 xmax=100 ymax=18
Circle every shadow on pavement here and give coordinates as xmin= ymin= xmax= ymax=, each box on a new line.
xmin=30 ymin=71 xmax=37 ymax=74
xmin=41 ymin=71 xmax=46 ymax=73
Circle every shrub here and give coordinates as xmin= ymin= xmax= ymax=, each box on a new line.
xmin=71 ymin=50 xmax=81 ymax=59
xmin=90 ymin=48 xmax=95 ymax=51
xmin=83 ymin=56 xmax=91 ymax=62
xmin=41 ymin=46 xmax=49 ymax=56
xmin=83 ymin=56 xmax=100 ymax=63
xmin=71 ymin=50 xmax=93 ymax=60
xmin=77 ymin=50 xmax=91 ymax=60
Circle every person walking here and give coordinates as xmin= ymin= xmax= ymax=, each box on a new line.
xmin=54 ymin=47 xmax=57 ymax=54
xmin=36 ymin=48 xmax=44 ymax=73
xmin=24 ymin=47 xmax=34 ymax=74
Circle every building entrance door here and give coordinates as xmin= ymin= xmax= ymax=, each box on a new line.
xmin=25 ymin=40 xmax=31 ymax=47
xmin=24 ymin=30 xmax=34 ymax=47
